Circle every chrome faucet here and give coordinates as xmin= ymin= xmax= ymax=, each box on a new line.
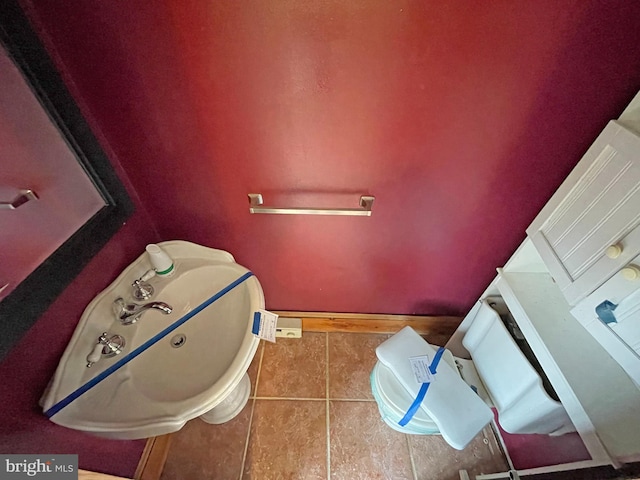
xmin=113 ymin=297 xmax=172 ymax=325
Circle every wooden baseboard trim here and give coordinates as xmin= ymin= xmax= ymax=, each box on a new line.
xmin=134 ymin=434 xmax=172 ymax=480
xmin=79 ymin=470 xmax=132 ymax=480
xmin=274 ymin=311 xmax=462 ymax=336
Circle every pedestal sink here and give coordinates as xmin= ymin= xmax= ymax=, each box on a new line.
xmin=40 ymin=241 xmax=263 ymax=439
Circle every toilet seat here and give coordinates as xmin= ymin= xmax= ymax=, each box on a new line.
xmin=371 ymin=361 xmax=440 ymax=434
xmin=374 ymin=327 xmax=493 ymax=450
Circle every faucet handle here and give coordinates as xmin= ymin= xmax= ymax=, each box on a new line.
xmin=86 ymin=332 xmax=126 ymax=367
xmin=132 ymin=279 xmax=154 ymax=300
xmin=86 ymin=343 xmax=104 ymax=367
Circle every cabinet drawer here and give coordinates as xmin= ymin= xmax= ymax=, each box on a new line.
xmin=527 ymin=121 xmax=640 ymax=305
xmin=571 ymin=253 xmax=640 ymax=387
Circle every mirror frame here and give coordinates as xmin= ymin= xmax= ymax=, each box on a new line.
xmin=0 ymin=1 xmax=134 ymax=359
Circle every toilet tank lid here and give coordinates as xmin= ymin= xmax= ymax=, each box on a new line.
xmin=376 ymin=326 xmax=493 ymax=450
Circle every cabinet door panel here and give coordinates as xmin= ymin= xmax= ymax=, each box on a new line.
xmin=528 ymin=121 xmax=640 ymax=305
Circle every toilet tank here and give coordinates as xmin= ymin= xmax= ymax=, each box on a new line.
xmin=462 ymin=298 xmax=575 ymax=435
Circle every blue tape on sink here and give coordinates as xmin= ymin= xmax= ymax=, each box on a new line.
xmin=252 ymin=311 xmax=261 ymax=335
xmin=44 ymin=271 xmax=255 ymax=418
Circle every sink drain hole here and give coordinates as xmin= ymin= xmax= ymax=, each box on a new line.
xmin=170 ymin=334 xmax=187 ymax=348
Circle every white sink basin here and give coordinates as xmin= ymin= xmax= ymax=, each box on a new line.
xmin=41 ymin=241 xmax=263 ymax=439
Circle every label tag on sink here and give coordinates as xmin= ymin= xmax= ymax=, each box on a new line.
xmin=252 ymin=309 xmax=278 ymax=342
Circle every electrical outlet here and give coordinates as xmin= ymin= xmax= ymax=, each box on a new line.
xmin=275 ymin=317 xmax=302 ymax=338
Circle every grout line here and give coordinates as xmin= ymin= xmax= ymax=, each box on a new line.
xmin=490 ymin=418 xmax=514 ymax=471
xmin=239 ymin=343 xmax=264 ymax=479
xmin=253 ymin=396 xmax=326 ymax=401
xmin=238 ymin=397 xmax=256 ymax=480
xmin=250 ymin=396 xmax=376 ymax=402
xmin=327 ymin=398 xmax=376 ymax=402
xmin=406 ymin=434 xmax=418 ymax=480
xmin=253 ymin=342 xmax=265 ymax=397
xmin=325 ymin=332 xmax=331 ymax=480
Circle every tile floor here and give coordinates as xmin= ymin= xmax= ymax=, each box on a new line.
xmin=160 ymin=332 xmax=508 ymax=480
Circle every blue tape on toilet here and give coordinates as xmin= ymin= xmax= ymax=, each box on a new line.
xmin=44 ymin=271 xmax=255 ymax=418
xmin=398 ymin=346 xmax=445 ymax=427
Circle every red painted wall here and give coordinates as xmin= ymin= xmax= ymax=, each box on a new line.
xmin=22 ymin=0 xmax=640 ymax=316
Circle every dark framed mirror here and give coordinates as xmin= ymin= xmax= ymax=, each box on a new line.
xmin=0 ymin=1 xmax=134 ymax=359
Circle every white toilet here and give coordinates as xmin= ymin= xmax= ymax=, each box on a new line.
xmin=371 ymin=299 xmax=575 ymax=450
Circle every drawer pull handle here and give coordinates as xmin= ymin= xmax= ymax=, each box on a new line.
xmin=605 ymin=244 xmax=622 ymax=259
xmin=621 ymin=266 xmax=640 ymax=281
xmin=0 ymin=189 xmax=38 ymax=210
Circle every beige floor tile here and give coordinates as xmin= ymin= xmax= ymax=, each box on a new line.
xmin=243 ymin=400 xmax=327 ymax=480
xmin=328 ymin=332 xmax=389 ymax=400
xmin=257 ymin=332 xmax=326 ymax=398
xmin=159 ymin=331 xmax=509 ymax=480
xmin=160 ymin=400 xmax=253 ymax=480
xmin=409 ymin=427 xmax=508 ymax=480
xmin=330 ymin=400 xmax=413 ymax=480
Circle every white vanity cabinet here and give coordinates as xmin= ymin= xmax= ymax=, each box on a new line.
xmin=526 ymin=120 xmax=640 ymax=307
xmin=526 ymin=94 xmax=640 ymax=389
xmin=447 ymin=92 xmax=640 ymax=478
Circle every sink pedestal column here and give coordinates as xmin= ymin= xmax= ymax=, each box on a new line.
xmin=199 ymin=373 xmax=251 ymax=424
